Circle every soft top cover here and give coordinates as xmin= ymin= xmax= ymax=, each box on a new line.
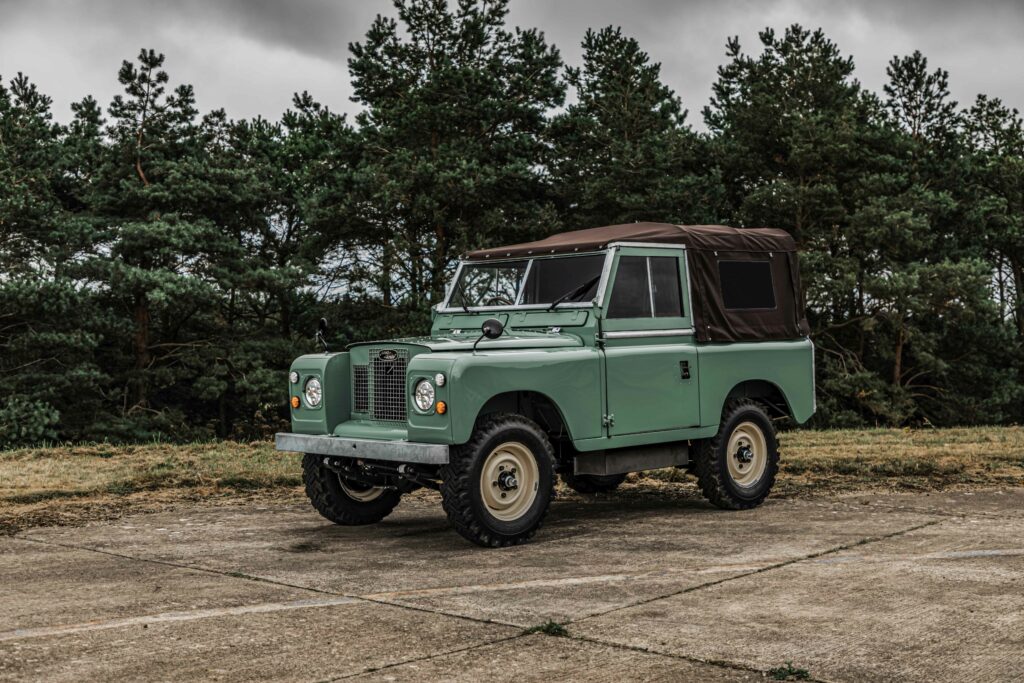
xmin=465 ymin=222 xmax=795 ymax=259
xmin=467 ymin=222 xmax=808 ymax=343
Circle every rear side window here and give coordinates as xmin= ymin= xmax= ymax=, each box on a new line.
xmin=718 ymin=260 xmax=776 ymax=310
xmin=608 ymin=255 xmax=684 ymax=319
xmin=650 ymin=257 xmax=682 ymax=317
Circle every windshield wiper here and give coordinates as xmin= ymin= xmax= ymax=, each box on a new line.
xmin=547 ymin=275 xmax=601 ymax=311
xmin=450 ymin=279 xmax=470 ymax=313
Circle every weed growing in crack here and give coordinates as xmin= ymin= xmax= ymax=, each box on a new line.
xmin=522 ymin=620 xmax=568 ymax=637
xmin=769 ymin=661 xmax=811 ymax=680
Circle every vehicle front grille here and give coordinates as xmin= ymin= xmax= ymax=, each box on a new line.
xmin=351 ymin=348 xmax=408 ymax=422
xmin=353 ymin=365 xmax=369 ymax=413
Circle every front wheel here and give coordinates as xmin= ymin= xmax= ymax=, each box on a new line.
xmin=440 ymin=414 xmax=556 ymax=547
xmin=302 ymin=454 xmax=402 ymax=525
xmin=694 ymin=400 xmax=779 ymax=510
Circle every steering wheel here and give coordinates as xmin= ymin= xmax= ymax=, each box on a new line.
xmin=484 ymin=296 xmax=513 ymax=307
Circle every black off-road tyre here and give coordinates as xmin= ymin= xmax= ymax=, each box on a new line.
xmin=439 ymin=414 xmax=556 ymax=547
xmin=560 ymin=471 xmax=627 ymax=494
xmin=302 ymin=454 xmax=402 ymax=525
xmin=694 ymin=400 xmax=779 ymax=510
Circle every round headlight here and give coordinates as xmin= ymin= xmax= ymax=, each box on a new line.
xmin=434 ymin=372 xmax=446 ymax=387
xmin=289 ymin=371 xmax=299 ymax=384
xmin=303 ymin=377 xmax=323 ymax=407
xmin=413 ymin=379 xmax=435 ymax=412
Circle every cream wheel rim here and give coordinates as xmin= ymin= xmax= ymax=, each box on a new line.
xmin=479 ymin=441 xmax=539 ymax=522
xmin=339 ymin=476 xmax=385 ymax=502
xmin=726 ymin=421 xmax=768 ymax=488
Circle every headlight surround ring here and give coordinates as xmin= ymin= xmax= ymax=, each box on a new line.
xmin=413 ymin=379 xmax=436 ymax=412
xmin=303 ymin=377 xmax=323 ymax=407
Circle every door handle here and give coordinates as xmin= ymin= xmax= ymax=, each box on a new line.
xmin=679 ymin=360 xmax=691 ymax=380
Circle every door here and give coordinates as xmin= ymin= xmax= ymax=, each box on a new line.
xmin=600 ymin=249 xmax=700 ymax=436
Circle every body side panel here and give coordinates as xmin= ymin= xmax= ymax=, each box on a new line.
xmin=695 ymin=339 xmax=815 ymax=425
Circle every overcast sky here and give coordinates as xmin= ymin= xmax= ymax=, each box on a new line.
xmin=1 ymin=0 xmax=1022 ymax=129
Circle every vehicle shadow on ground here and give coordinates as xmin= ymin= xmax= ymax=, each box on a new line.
xmin=281 ymin=491 xmax=722 ymax=551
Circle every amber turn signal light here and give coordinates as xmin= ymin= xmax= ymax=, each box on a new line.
xmin=290 ymin=396 xmax=300 ymax=409
xmin=436 ymin=401 xmax=447 ymax=415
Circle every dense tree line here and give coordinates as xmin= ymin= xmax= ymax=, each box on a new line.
xmin=1 ymin=0 xmax=1021 ymax=446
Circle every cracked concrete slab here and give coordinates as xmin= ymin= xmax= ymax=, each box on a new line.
xmin=344 ymin=633 xmax=760 ymax=682
xmin=0 ymin=599 xmax=516 ymax=682
xmin=3 ymin=489 xmax=1021 ymax=682
xmin=0 ymin=537 xmax=316 ymax=632
xmin=574 ymin=515 xmax=1024 ymax=683
xmin=19 ymin=496 xmax=937 ymax=625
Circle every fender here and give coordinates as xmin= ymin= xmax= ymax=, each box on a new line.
xmin=447 ymin=347 xmax=603 ymax=445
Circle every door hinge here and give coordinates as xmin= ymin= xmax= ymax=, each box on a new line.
xmin=602 ymin=413 xmax=615 ymax=428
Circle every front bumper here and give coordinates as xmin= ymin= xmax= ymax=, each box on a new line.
xmin=274 ymin=432 xmax=450 ymax=465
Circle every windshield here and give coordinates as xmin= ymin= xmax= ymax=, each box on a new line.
xmin=448 ymin=254 xmax=605 ymax=308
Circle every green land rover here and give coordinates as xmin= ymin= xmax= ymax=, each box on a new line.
xmin=276 ymin=223 xmax=815 ymax=547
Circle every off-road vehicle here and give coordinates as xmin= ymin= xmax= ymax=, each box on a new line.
xmin=276 ymin=223 xmax=815 ymax=547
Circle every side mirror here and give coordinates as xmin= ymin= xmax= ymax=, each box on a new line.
xmin=473 ymin=318 xmax=504 ymax=353
xmin=481 ymin=318 xmax=504 ymax=339
xmin=318 ymin=318 xmax=329 ymax=336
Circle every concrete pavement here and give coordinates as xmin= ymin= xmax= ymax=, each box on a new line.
xmin=1 ymin=488 xmax=1022 ymax=682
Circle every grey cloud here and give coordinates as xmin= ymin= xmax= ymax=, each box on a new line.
xmin=0 ymin=0 xmax=1021 ymax=127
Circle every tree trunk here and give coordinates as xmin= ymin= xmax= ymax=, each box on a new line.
xmin=131 ymin=292 xmax=151 ymax=409
xmin=1010 ymin=255 xmax=1024 ymax=338
xmin=892 ymin=319 xmax=904 ymax=387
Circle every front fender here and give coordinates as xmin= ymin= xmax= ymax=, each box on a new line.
xmin=447 ymin=348 xmax=603 ymax=445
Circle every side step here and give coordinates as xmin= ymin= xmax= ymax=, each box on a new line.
xmin=574 ymin=442 xmax=689 ymax=476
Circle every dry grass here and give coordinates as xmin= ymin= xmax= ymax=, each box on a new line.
xmin=2 ymin=427 xmax=1022 ymax=534
xmin=0 ymin=441 xmax=304 ymax=534
xmin=636 ymin=426 xmax=1024 ymax=496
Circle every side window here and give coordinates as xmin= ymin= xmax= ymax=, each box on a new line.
xmin=718 ymin=260 xmax=776 ymax=310
xmin=651 ymin=257 xmax=683 ymax=317
xmin=607 ymin=255 xmax=684 ymax=319
xmin=607 ymin=256 xmax=650 ymax=318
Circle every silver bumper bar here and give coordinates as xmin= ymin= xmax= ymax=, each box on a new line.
xmin=274 ymin=432 xmax=449 ymax=465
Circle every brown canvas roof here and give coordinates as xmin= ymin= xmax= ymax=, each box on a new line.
xmin=465 ymin=222 xmax=796 ymax=259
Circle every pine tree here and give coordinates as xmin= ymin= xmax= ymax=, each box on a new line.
xmin=81 ymin=50 xmax=237 ymax=437
xmin=345 ymin=0 xmax=564 ymax=306
xmin=0 ymin=74 xmax=105 ymax=444
xmin=551 ymin=27 xmax=724 ymax=229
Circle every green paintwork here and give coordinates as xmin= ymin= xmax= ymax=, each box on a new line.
xmin=288 ymin=352 xmax=350 ymax=435
xmin=287 ymin=244 xmax=816 ymax=457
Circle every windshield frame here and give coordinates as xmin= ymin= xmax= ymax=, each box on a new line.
xmin=439 ymin=250 xmax=615 ymax=313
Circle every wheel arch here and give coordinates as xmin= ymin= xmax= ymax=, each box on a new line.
xmin=474 ymin=390 xmax=574 ymax=442
xmin=722 ymin=379 xmax=794 ymax=423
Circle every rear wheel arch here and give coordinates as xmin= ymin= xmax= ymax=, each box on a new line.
xmin=723 ymin=380 xmax=793 ymax=423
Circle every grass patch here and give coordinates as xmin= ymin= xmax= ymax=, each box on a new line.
xmin=769 ymin=661 xmax=811 ymax=680
xmin=2 ymin=427 xmax=1022 ymax=534
xmin=522 ymin=620 xmax=569 ymax=637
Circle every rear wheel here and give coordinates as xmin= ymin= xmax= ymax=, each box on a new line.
xmin=694 ymin=400 xmax=779 ymax=510
xmin=440 ymin=414 xmax=555 ymax=547
xmin=302 ymin=454 xmax=402 ymax=525
xmin=560 ymin=471 xmax=626 ymax=494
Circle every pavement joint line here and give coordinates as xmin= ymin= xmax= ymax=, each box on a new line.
xmin=0 ymin=596 xmax=361 ymax=643
xmin=12 ymin=535 xmax=341 ymax=596
xmin=10 ymin=535 xmax=523 ymax=632
xmin=568 ymin=518 xmax=944 ymax=625
xmin=324 ymin=632 xmax=527 ymax=682
xmin=563 ymin=631 xmax=833 ymax=683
